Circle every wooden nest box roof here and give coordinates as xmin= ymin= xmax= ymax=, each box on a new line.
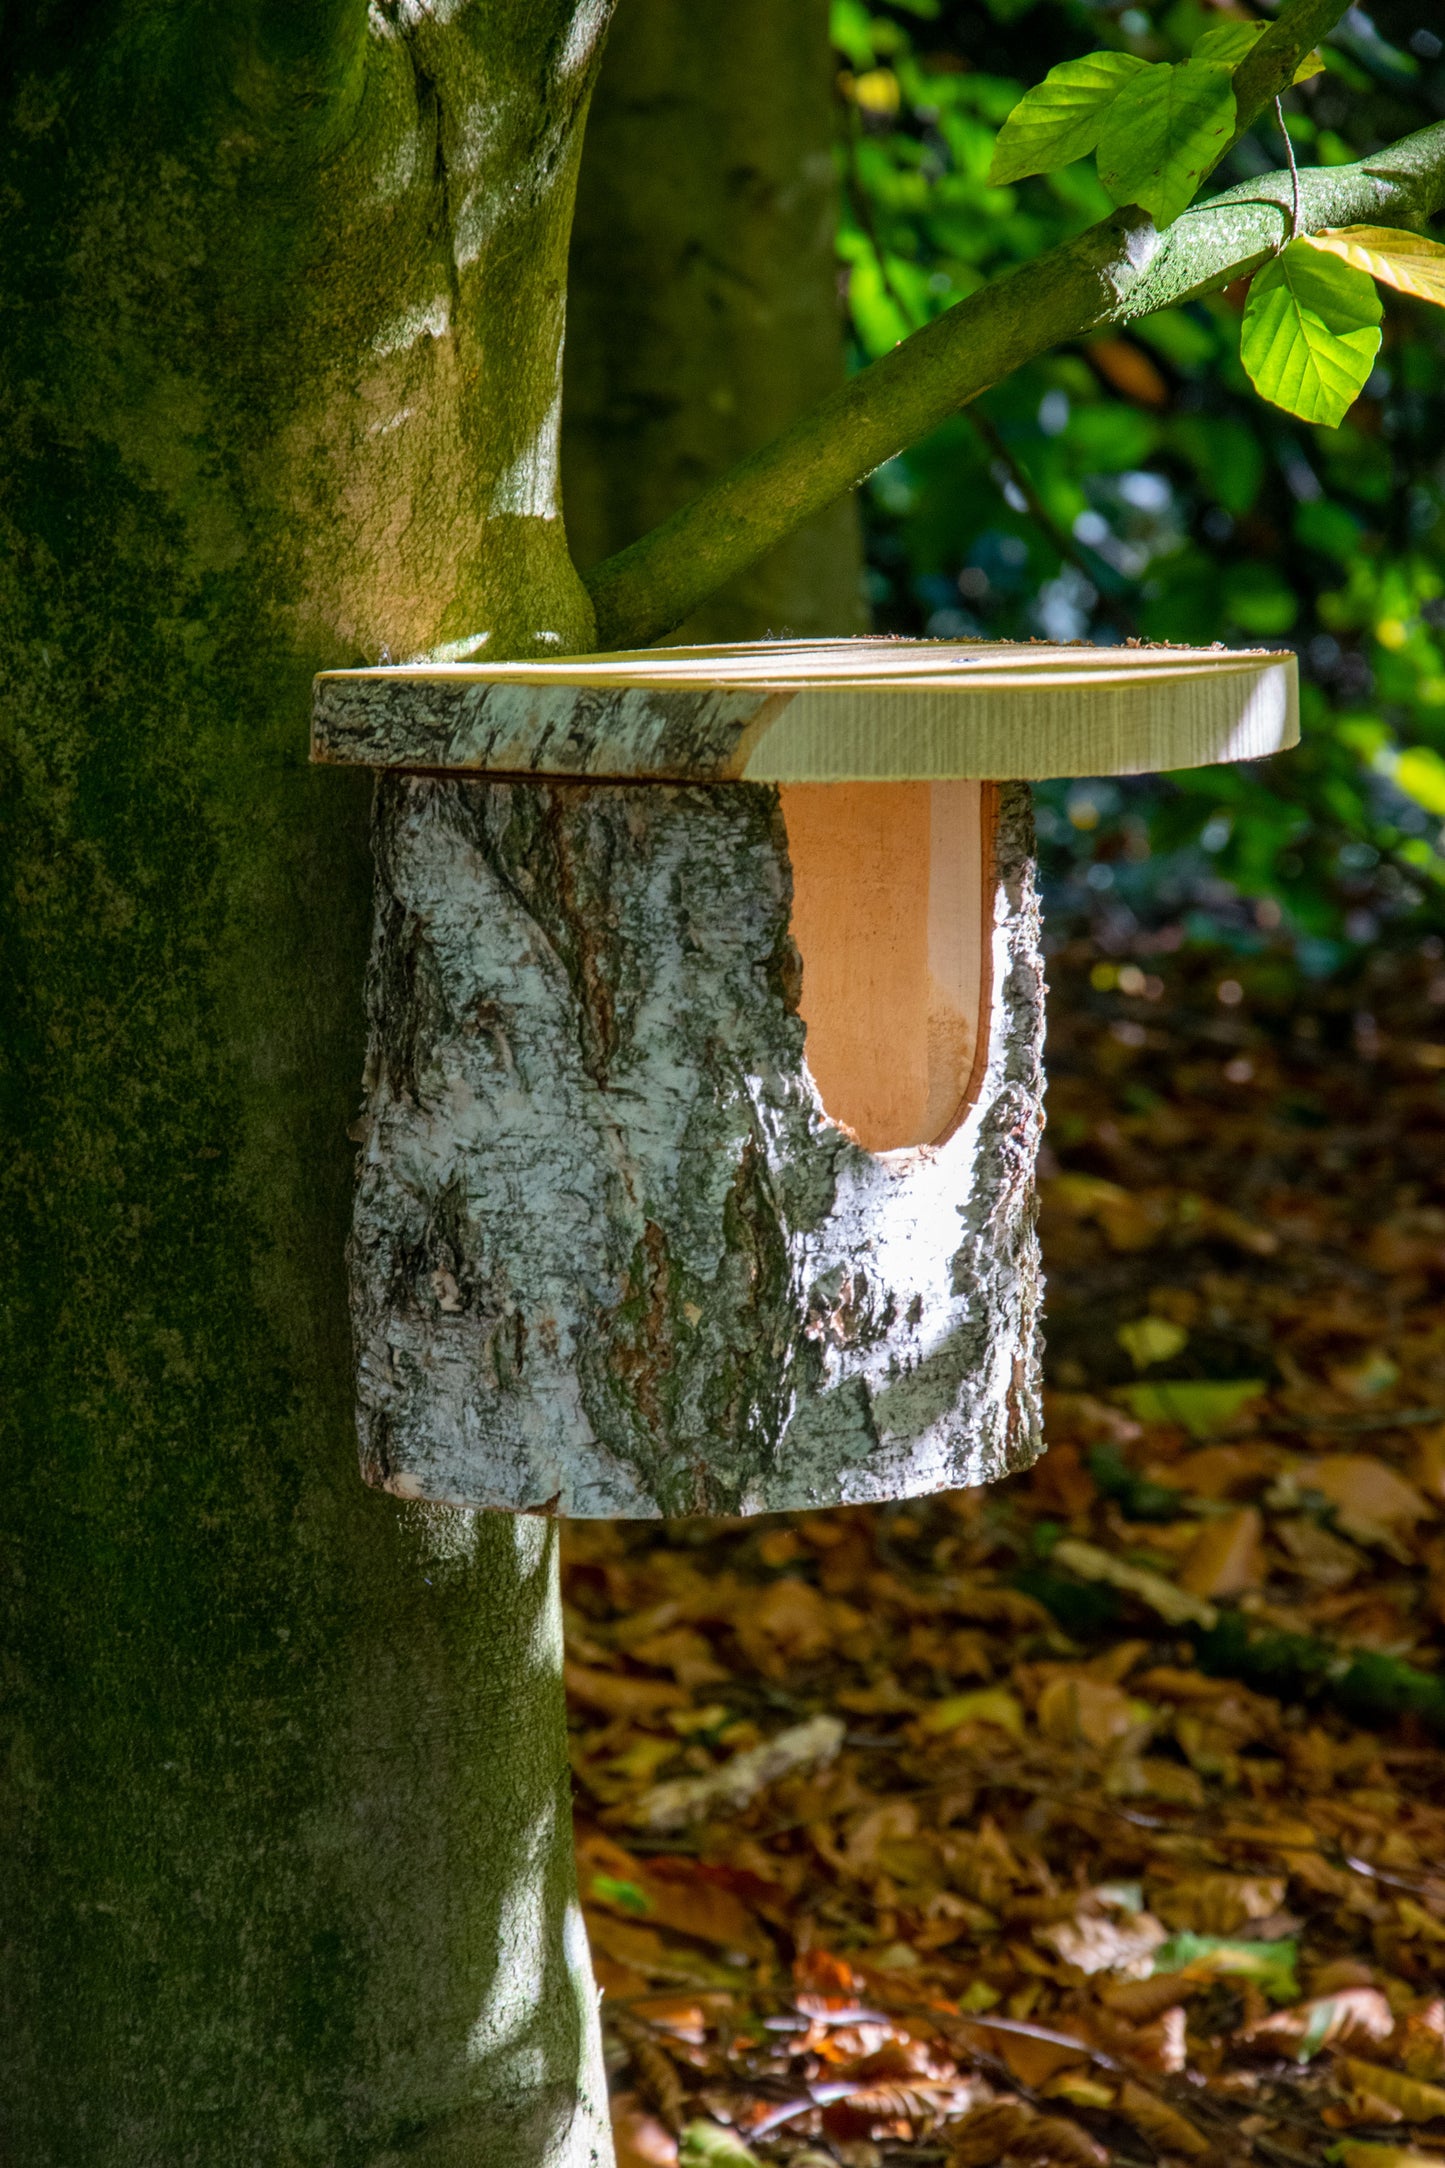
xmin=311 ymin=636 xmax=1298 ymax=783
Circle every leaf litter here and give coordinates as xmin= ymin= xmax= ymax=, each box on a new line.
xmin=568 ymin=941 xmax=1445 ymax=2168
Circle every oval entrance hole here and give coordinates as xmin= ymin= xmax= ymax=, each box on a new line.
xmin=779 ymin=779 xmax=994 ymax=1154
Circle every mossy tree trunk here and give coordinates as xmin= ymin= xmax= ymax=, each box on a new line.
xmin=1 ymin=0 xmax=989 ymax=2155
xmin=0 ymin=7 xmax=617 ymax=2163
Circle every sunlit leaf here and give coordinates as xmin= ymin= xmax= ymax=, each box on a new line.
xmin=1241 ymin=242 xmax=1382 ymax=427
xmin=1096 ymin=59 xmax=1235 ymax=227
xmin=1117 ymin=1315 xmax=1188 ymax=1369
xmin=917 ymin=1685 xmax=1026 ymax=1736
xmin=1304 ymin=226 xmax=1445 ymax=310
xmin=1294 ymin=49 xmax=1327 ymax=82
xmin=1193 ymin=20 xmax=1266 ymax=64
xmin=1393 ymin=745 xmax=1445 ymax=817
xmin=849 ymin=66 xmax=901 ymax=116
xmin=988 ymin=51 xmax=1150 ymax=184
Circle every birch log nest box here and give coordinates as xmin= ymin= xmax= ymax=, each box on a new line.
xmin=312 ymin=638 xmax=1297 ymax=1518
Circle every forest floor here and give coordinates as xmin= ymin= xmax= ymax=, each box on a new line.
xmin=564 ymin=930 xmax=1445 ymax=2168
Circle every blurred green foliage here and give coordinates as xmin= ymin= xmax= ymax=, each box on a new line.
xmin=835 ymin=0 xmax=1445 ymax=967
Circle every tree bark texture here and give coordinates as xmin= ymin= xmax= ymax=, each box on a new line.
xmin=0 ymin=7 xmax=616 ymax=2163
xmin=561 ymin=0 xmax=865 ymax=643
xmin=351 ymin=778 xmax=1045 ymax=1517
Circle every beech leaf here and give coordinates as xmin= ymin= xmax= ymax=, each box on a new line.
xmin=1241 ymin=241 xmax=1382 ymax=427
xmin=1193 ymin=21 xmax=1266 ymax=64
xmin=989 ymin=51 xmax=1152 ymax=184
xmin=1304 ymin=227 xmax=1445 ymax=311
xmin=1117 ymin=2079 xmax=1211 ymax=2159
xmin=1338 ymin=2064 xmax=1445 ymax=2124
xmin=1240 ymin=1986 xmax=1395 ymax=2062
xmin=1096 ymin=59 xmax=1236 ymax=227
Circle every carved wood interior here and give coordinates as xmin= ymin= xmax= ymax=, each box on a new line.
xmin=779 ymin=779 xmax=994 ymax=1153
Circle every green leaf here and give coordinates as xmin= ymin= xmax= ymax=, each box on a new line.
xmin=1169 ymin=415 xmax=1265 ymax=514
xmin=1193 ymin=20 xmax=1266 ymax=64
xmin=1223 ymin=560 xmax=1299 ymax=635
xmin=1116 ymin=1379 xmax=1267 ymax=1438
xmin=1293 ymin=496 xmax=1363 ymax=563
xmin=1241 ymin=241 xmax=1383 ymax=427
xmin=681 ymin=2125 xmax=761 ymax=2167
xmin=1153 ymin=1931 xmax=1300 ymax=2002
xmin=589 ymin=1872 xmax=651 ymax=1915
xmin=988 ymin=51 xmax=1151 ymax=184
xmin=1097 ymin=58 xmax=1236 ymax=226
xmin=1391 ymin=746 xmax=1445 ymax=817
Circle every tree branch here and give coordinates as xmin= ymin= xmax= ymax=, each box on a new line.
xmin=585 ymin=0 xmax=1443 ymax=651
xmin=1224 ymin=0 xmax=1354 ymax=165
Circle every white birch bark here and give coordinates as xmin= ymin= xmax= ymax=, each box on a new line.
xmin=350 ymin=774 xmax=1045 ymax=1517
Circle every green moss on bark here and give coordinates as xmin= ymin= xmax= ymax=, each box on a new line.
xmin=0 ymin=8 xmax=612 ymax=2161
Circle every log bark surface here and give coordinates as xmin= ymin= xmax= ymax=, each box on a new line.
xmin=352 ymin=777 xmax=1046 ymax=1517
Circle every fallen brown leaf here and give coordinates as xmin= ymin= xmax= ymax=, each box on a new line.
xmin=1302 ymin=1457 xmax=1434 ymax=1553
xmin=1037 ymin=1674 xmax=1144 ymax=1749
xmin=566 ymin=1662 xmax=692 ymax=1719
xmin=617 ymin=1715 xmax=845 ymax=1833
xmin=1116 ymin=2078 xmax=1211 ymax=2157
xmin=1239 ymin=1986 xmax=1394 ymax=2058
xmin=1338 ymin=2062 xmax=1445 ymax=2123
xmin=948 ymin=2099 xmax=1106 ymax=2168
xmin=612 ymin=2093 xmax=680 ymax=2168
xmin=1151 ymin=1872 xmax=1287 ymax=1935
xmin=1178 ymin=1506 xmax=1266 ymax=1597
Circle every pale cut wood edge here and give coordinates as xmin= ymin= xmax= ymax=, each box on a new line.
xmin=311 ymin=645 xmax=1299 ymax=783
xmin=736 ymin=662 xmax=1297 ymax=781
xmin=937 ymin=780 xmax=999 ymax=1150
